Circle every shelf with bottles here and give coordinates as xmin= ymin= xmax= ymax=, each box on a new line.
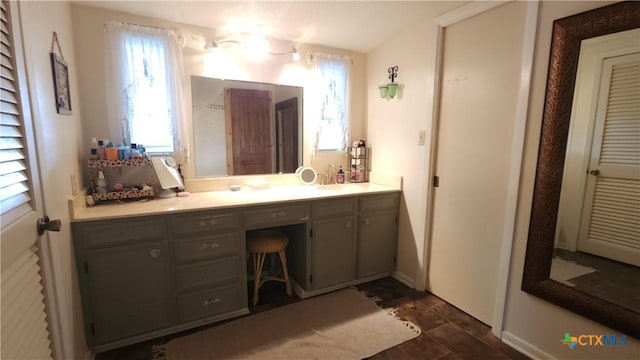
xmin=90 ymin=188 xmax=155 ymax=202
xmin=348 ymin=146 xmax=368 ymax=183
xmin=88 ymin=159 xmax=153 ymax=168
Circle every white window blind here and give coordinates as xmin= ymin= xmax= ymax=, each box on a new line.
xmin=0 ymin=0 xmax=32 ymax=224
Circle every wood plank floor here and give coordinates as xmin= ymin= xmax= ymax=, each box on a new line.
xmin=96 ymin=277 xmax=528 ymax=359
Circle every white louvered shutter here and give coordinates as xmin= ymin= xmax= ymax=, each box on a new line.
xmin=0 ymin=0 xmax=31 ymax=223
xmin=578 ymin=52 xmax=640 ymax=266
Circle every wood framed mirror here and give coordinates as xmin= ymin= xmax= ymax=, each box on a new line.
xmin=522 ymin=1 xmax=640 ymax=339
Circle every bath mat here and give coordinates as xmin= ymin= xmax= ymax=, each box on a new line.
xmin=151 ymin=287 xmax=420 ymax=359
xmin=550 ymin=257 xmax=597 ymax=286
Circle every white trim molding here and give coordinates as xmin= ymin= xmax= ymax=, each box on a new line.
xmin=501 ymin=331 xmax=558 ymax=360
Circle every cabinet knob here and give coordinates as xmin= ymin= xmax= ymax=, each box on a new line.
xmin=200 ymin=242 xmax=220 ymax=250
xmin=203 ymin=298 xmax=221 ymax=307
xmin=363 ymin=219 xmax=370 ymax=225
xmin=345 ymin=221 xmax=352 ymax=229
xmin=270 ymin=211 xmax=287 ymax=218
xmin=149 ymin=249 xmax=161 ymax=259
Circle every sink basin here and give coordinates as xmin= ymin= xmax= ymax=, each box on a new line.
xmin=315 ymin=184 xmax=346 ymax=190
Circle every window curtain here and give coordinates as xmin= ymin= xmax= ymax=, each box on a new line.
xmin=104 ymin=22 xmax=188 ymax=161
xmin=312 ymin=53 xmax=351 ymax=153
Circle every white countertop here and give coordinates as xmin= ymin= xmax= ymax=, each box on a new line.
xmin=71 ymin=182 xmax=401 ymax=222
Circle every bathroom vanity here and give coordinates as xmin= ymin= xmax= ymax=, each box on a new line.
xmin=71 ymin=183 xmax=400 ymax=350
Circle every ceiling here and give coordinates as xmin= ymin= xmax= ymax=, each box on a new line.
xmin=71 ymin=1 xmax=465 ymax=53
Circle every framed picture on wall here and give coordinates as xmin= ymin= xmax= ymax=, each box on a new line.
xmin=50 ymin=52 xmax=71 ymax=115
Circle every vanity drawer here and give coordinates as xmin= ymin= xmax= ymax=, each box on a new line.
xmin=175 ymin=256 xmax=241 ymax=292
xmin=244 ymin=204 xmax=310 ymax=228
xmin=170 ymin=211 xmax=241 ymax=236
xmin=177 ymin=283 xmax=245 ymax=323
xmin=79 ymin=218 xmax=166 ymax=247
xmin=359 ymin=194 xmax=399 ymax=213
xmin=312 ymin=198 xmax=356 ymax=219
xmin=174 ymin=233 xmax=241 ymax=263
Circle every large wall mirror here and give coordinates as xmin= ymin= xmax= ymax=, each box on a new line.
xmin=192 ymin=75 xmax=303 ymax=178
xmin=522 ymin=1 xmax=639 ymax=338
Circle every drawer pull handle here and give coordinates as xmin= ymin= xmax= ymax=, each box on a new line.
xmin=200 ymin=242 xmax=220 ymax=250
xmin=345 ymin=221 xmax=352 ymax=229
xmin=364 ymin=219 xmax=370 ymax=225
xmin=203 ymin=298 xmax=221 ymax=307
xmin=199 ymin=219 xmax=218 ymax=227
xmin=270 ymin=211 xmax=287 ymax=218
xmin=149 ymin=249 xmax=161 ymax=259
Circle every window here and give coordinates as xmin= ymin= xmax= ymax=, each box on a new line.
xmin=105 ymin=23 xmax=185 ymax=155
xmin=315 ymin=53 xmax=351 ymax=151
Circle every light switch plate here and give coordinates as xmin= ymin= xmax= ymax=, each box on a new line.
xmin=418 ymin=130 xmax=426 ymax=145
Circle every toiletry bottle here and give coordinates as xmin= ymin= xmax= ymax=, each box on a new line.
xmin=105 ymin=142 xmax=118 ymax=160
xmin=97 ymin=139 xmax=106 ymax=160
xmin=336 ymin=166 xmax=345 ymax=184
xmin=350 ymin=165 xmax=357 ymax=182
xmin=97 ymin=170 xmax=108 ymax=194
xmin=90 ymin=138 xmax=99 ymax=160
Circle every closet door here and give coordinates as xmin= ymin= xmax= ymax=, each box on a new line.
xmin=578 ymin=53 xmax=640 ymax=266
xmin=427 ymin=1 xmax=527 ymax=325
xmin=1 ymin=1 xmax=54 ymax=358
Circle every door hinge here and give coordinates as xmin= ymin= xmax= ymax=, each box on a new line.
xmin=433 ymin=176 xmax=440 ymax=188
xmin=90 ymin=323 xmax=95 ymax=335
xmin=84 ymin=261 xmax=89 ymax=274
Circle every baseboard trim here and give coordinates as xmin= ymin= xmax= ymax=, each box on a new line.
xmin=501 ymin=330 xmax=557 ymax=360
xmin=392 ymin=271 xmax=415 ymax=289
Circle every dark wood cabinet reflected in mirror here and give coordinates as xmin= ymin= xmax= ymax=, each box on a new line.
xmin=522 ymin=1 xmax=640 ymax=339
xmin=191 ymin=76 xmax=303 ymax=177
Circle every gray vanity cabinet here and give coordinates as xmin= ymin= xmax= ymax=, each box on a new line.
xmin=309 ymin=198 xmax=357 ymax=290
xmin=169 ymin=210 xmax=247 ymax=323
xmin=72 ymin=217 xmax=173 ymax=346
xmin=357 ymin=194 xmax=399 ymax=279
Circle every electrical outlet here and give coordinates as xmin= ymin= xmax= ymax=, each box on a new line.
xmin=418 ymin=130 xmax=426 ymax=145
xmin=71 ymin=174 xmax=78 ymax=196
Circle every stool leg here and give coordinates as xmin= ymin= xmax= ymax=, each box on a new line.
xmin=278 ymin=249 xmax=292 ymax=296
xmin=253 ymin=252 xmax=266 ymax=305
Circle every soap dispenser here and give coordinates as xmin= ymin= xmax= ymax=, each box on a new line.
xmin=97 ymin=170 xmax=108 ymax=194
xmin=336 ymin=166 xmax=345 ymax=184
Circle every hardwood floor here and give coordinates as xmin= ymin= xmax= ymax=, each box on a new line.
xmin=95 ymin=277 xmax=528 ymax=359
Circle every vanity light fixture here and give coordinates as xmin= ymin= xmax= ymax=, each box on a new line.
xmin=379 ymin=65 xmax=399 ymax=99
xmin=205 ymin=39 xmax=300 ymax=62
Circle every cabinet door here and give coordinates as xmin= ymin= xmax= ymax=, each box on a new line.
xmin=85 ymin=240 xmax=173 ymax=345
xmin=311 ymin=217 xmax=357 ymax=290
xmin=358 ymin=211 xmax=397 ymax=278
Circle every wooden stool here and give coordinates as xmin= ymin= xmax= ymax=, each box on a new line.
xmin=247 ymin=229 xmax=292 ymax=305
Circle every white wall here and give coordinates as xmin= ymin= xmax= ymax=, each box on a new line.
xmin=502 ymin=1 xmax=639 ymax=358
xmin=368 ymin=0 xmax=639 ymax=357
xmin=70 ymin=4 xmax=366 ymax=187
xmin=366 ymin=1 xmax=462 ymax=286
xmin=17 ymin=1 xmax=88 ymax=359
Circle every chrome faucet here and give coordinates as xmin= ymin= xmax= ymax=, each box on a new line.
xmin=326 ymin=164 xmax=336 ymax=184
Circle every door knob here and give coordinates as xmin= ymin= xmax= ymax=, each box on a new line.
xmin=37 ymin=216 xmax=62 ymax=236
xmin=589 ymin=169 xmax=600 ymax=176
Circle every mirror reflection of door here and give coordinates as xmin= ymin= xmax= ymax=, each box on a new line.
xmin=225 ymin=88 xmax=273 ymax=175
xmin=275 ymin=97 xmax=299 ymax=173
xmin=578 ymin=52 xmax=640 ymax=267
